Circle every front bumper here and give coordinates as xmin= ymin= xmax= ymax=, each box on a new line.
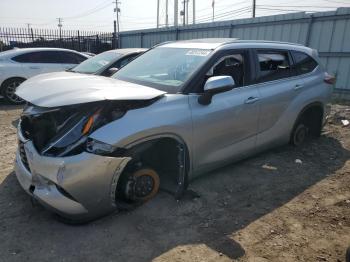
xmin=15 ymin=131 xmax=131 ymax=220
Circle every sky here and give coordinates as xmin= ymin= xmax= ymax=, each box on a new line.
xmin=0 ymin=0 xmax=349 ymax=32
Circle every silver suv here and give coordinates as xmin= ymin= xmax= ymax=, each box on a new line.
xmin=14 ymin=39 xmax=334 ymax=222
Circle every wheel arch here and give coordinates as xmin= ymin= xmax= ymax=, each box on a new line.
xmin=0 ymin=76 xmax=26 ymax=93
xmin=291 ymin=101 xmax=324 ymax=138
xmin=121 ymin=133 xmax=191 ymax=199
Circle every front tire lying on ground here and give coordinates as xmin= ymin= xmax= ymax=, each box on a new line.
xmin=1 ymin=78 xmax=25 ymax=104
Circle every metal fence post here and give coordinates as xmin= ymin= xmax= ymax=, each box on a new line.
xmin=229 ymin=23 xmax=234 ymax=37
xmin=77 ymin=30 xmax=81 ymax=51
xmin=140 ymin=32 xmax=144 ymax=47
xmin=30 ymin=28 xmax=34 ymax=42
xmin=305 ymin=15 xmax=314 ymax=46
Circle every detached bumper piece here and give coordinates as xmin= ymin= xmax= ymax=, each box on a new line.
xmin=15 ymin=134 xmax=130 ymax=221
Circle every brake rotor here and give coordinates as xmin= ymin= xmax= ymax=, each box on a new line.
xmin=124 ymin=168 xmax=160 ymax=202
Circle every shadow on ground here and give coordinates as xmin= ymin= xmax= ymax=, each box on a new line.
xmin=0 ymin=134 xmax=349 ymax=261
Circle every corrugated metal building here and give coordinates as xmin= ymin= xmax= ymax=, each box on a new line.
xmin=119 ymin=7 xmax=350 ymax=97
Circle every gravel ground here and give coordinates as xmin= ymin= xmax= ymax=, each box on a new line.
xmin=0 ymin=103 xmax=349 ymax=262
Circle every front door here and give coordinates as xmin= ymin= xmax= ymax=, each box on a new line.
xmin=189 ymin=51 xmax=260 ymax=175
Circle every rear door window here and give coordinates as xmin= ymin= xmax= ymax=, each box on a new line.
xmin=256 ymin=50 xmax=292 ymax=83
xmin=12 ymin=52 xmax=45 ymax=63
xmin=291 ymin=51 xmax=318 ymax=75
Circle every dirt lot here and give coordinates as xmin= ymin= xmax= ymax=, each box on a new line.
xmin=0 ymin=103 xmax=349 ymax=262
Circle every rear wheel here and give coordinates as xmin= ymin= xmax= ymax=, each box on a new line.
xmin=122 ymin=167 xmax=160 ymax=202
xmin=2 ymin=78 xmax=25 ymax=104
xmin=291 ymin=122 xmax=308 ymax=146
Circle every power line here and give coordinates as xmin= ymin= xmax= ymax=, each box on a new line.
xmin=257 ymin=4 xmax=348 ymax=8
xmin=196 ymin=4 xmax=249 ymax=20
xmin=196 ymin=6 xmax=251 ymax=21
xmin=196 ymin=6 xmax=251 ymax=23
xmin=256 ymin=7 xmax=319 ymax=12
xmin=63 ymin=1 xmax=112 ymax=20
xmin=196 ymin=0 xmax=247 ymax=13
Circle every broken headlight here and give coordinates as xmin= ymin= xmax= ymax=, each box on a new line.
xmin=85 ymin=138 xmax=116 ymax=155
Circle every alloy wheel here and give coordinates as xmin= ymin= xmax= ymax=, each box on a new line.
xmin=4 ymin=80 xmax=24 ymax=104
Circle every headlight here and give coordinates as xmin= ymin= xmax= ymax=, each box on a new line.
xmin=85 ymin=138 xmax=116 ymax=155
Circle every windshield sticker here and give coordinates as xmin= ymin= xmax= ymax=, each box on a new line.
xmin=98 ymin=60 xmax=110 ymax=66
xmin=186 ymin=50 xmax=211 ymax=56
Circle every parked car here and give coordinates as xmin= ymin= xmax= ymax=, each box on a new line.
xmin=14 ymin=39 xmax=334 ymax=222
xmin=69 ymin=48 xmax=146 ymax=76
xmin=0 ymin=47 xmax=90 ymax=104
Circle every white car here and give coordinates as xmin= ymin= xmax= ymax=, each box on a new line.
xmin=0 ymin=48 xmax=90 ymax=104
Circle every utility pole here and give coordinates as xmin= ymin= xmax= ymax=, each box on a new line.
xmin=212 ymin=0 xmax=215 ymax=22
xmin=57 ymin=18 xmax=63 ymax=39
xmin=157 ymin=0 xmax=160 ymax=28
xmin=114 ymin=1 xmax=120 ymax=47
xmin=252 ymin=0 xmax=256 ymax=18
xmin=186 ymin=0 xmax=189 ymax=25
xmin=182 ymin=0 xmax=186 ymax=26
xmin=26 ymin=23 xmax=31 ymax=31
xmin=113 ymin=20 xmax=117 ymax=49
xmin=174 ymin=0 xmax=178 ymax=26
xmin=193 ymin=0 xmax=195 ymax=24
xmin=165 ymin=0 xmax=169 ymax=27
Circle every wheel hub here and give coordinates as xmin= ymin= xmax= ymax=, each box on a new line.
xmin=134 ymin=175 xmax=155 ymax=198
xmin=294 ymin=124 xmax=307 ymax=146
xmin=124 ymin=168 xmax=160 ymax=202
xmin=5 ymin=81 xmax=24 ymax=103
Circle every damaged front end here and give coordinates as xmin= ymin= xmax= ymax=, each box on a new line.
xmin=15 ymin=99 xmax=159 ymax=221
xmin=20 ymin=100 xmax=155 ymax=157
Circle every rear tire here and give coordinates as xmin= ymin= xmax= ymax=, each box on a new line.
xmin=290 ymin=122 xmax=308 ymax=146
xmin=1 ymin=78 xmax=25 ymax=104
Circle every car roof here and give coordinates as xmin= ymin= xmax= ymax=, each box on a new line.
xmin=0 ymin=47 xmax=86 ymax=58
xmin=103 ymin=48 xmax=147 ymax=55
xmin=159 ymin=38 xmax=311 ymax=54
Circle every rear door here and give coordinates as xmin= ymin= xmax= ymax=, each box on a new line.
xmin=189 ymin=50 xmax=260 ymax=175
xmin=253 ymin=49 xmax=305 ymax=149
xmin=12 ymin=51 xmax=63 ymax=78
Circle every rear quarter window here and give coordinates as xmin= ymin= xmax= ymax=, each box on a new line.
xmin=291 ymin=51 xmax=318 ymax=75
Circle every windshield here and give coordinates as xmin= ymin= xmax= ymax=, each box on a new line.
xmin=71 ymin=51 xmax=122 ymax=74
xmin=113 ymin=47 xmax=212 ymax=93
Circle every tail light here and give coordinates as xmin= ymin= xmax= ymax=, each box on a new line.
xmin=324 ymin=72 xmax=336 ymax=85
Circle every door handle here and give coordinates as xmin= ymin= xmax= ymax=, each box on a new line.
xmin=29 ymin=66 xmax=40 ymax=69
xmin=294 ymin=84 xmax=303 ymax=90
xmin=244 ymin=97 xmax=260 ymax=104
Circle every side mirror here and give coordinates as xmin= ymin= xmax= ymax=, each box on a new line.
xmin=107 ymin=67 xmax=119 ymax=76
xmin=198 ymin=76 xmax=235 ymax=105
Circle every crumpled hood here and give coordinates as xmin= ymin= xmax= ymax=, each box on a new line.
xmin=16 ymin=72 xmax=166 ymax=107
